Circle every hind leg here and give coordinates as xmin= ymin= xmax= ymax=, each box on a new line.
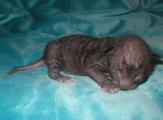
xmin=47 ymin=59 xmax=73 ymax=83
xmin=48 ymin=70 xmax=73 ymax=83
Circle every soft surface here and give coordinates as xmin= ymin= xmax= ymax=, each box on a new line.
xmin=0 ymin=0 xmax=163 ymax=120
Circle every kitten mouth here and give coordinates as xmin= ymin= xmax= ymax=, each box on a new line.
xmin=120 ymin=84 xmax=138 ymax=90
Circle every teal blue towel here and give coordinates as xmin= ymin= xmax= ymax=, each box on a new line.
xmin=0 ymin=0 xmax=163 ymax=120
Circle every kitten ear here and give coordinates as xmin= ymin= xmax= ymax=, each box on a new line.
xmin=151 ymin=52 xmax=163 ymax=65
xmin=103 ymin=46 xmax=116 ymax=56
xmin=151 ymin=52 xmax=161 ymax=59
xmin=153 ymin=59 xmax=163 ymax=65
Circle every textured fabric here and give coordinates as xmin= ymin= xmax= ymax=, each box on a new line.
xmin=0 ymin=0 xmax=163 ymax=120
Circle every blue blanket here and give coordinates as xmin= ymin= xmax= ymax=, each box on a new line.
xmin=0 ymin=0 xmax=163 ymax=120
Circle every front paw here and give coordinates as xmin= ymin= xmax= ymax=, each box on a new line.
xmin=58 ymin=76 xmax=73 ymax=83
xmin=102 ymin=85 xmax=120 ymax=93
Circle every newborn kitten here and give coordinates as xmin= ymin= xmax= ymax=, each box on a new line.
xmin=8 ymin=34 xmax=163 ymax=93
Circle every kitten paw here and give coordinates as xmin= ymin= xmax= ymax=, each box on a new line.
xmin=58 ymin=76 xmax=73 ymax=83
xmin=102 ymin=85 xmax=119 ymax=93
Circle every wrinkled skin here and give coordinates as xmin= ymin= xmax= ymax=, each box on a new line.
xmin=8 ymin=34 xmax=163 ymax=93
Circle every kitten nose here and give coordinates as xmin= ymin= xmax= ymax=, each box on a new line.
xmin=120 ymin=80 xmax=137 ymax=90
